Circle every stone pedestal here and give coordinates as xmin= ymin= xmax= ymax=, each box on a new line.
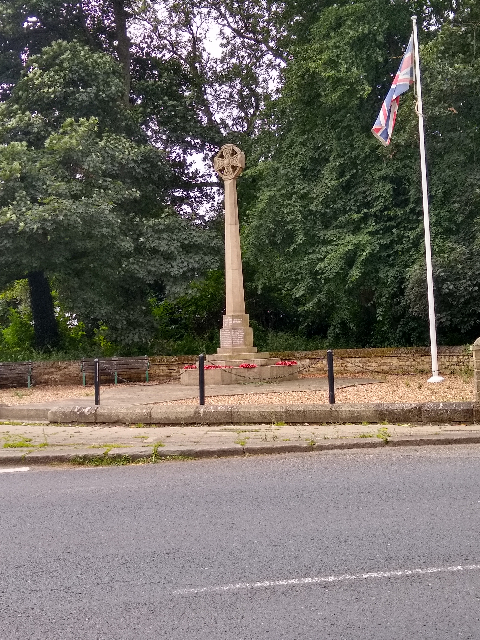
xmin=180 ymin=364 xmax=300 ymax=386
xmin=219 ymin=313 xmax=254 ymax=351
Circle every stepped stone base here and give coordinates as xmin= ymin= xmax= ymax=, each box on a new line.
xmin=180 ymin=309 xmax=300 ymax=385
xmin=207 ymin=354 xmax=278 ymax=367
xmin=180 ymin=363 xmax=300 ymax=386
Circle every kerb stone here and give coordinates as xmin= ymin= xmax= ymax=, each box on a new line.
xmin=95 ymin=406 xmax=152 ymax=424
xmin=150 ymin=406 xmax=198 ymax=424
xmin=48 ymin=406 xmax=97 ymax=423
xmin=421 ymin=402 xmax=473 ymax=424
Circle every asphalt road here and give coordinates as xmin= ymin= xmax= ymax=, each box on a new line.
xmin=1 ymin=446 xmax=480 ymax=639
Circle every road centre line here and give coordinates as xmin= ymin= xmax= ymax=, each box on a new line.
xmin=173 ymin=563 xmax=480 ymax=595
xmin=0 ymin=467 xmax=30 ymax=473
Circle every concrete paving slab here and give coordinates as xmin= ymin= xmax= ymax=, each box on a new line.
xmin=1 ymin=421 xmax=480 ymax=466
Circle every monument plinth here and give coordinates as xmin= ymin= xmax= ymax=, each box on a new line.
xmin=180 ymin=144 xmax=299 ymax=385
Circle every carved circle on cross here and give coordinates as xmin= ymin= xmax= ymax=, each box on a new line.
xmin=213 ymin=144 xmax=245 ymax=180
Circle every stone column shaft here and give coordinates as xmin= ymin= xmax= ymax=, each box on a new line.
xmin=211 ymin=144 xmax=254 ymax=355
xmin=224 ymin=178 xmax=245 ymax=316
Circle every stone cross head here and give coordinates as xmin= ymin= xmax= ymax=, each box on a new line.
xmin=213 ymin=144 xmax=245 ymax=181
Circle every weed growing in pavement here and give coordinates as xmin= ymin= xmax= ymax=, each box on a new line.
xmin=2 ymin=431 xmax=51 ymax=448
xmin=235 ymin=437 xmax=248 ymax=446
xmin=274 ymin=421 xmax=286 ymax=427
xmin=358 ymin=433 xmax=374 ymax=438
xmin=72 ymin=453 xmax=133 ymax=466
xmin=0 ymin=421 xmax=47 ymax=426
xmin=89 ymin=443 xmax=130 ymax=450
xmin=260 ymin=432 xmax=278 ymax=442
xmin=306 ymin=438 xmax=316 ymax=446
xmin=3 ymin=435 xmax=33 ymax=448
xmin=376 ymin=427 xmax=391 ymax=443
xmin=69 ymin=453 xmax=195 ymax=467
xmin=152 ymin=441 xmax=165 ymax=457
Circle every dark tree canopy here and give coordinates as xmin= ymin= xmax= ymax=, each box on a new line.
xmin=0 ymin=0 xmax=479 ymax=354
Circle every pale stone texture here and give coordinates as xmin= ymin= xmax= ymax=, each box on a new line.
xmin=214 ymin=146 xmax=253 ymax=355
xmin=180 ymin=144 xmax=298 ymax=385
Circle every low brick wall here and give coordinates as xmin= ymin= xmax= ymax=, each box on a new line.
xmin=6 ymin=346 xmax=472 ymax=387
xmin=270 ymin=346 xmax=472 ymax=377
xmin=25 ymin=356 xmax=197 ymax=387
xmin=149 ymin=356 xmax=196 ymax=382
xmin=32 ymin=360 xmax=82 ymax=386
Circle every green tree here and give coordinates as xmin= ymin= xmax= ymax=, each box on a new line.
xmin=0 ymin=42 xmax=220 ymax=350
xmin=242 ymin=0 xmax=480 ymax=347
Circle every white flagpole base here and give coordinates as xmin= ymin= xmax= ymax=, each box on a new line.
xmin=427 ymin=375 xmax=444 ymax=383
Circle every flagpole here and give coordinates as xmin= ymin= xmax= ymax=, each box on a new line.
xmin=411 ymin=15 xmax=443 ymax=383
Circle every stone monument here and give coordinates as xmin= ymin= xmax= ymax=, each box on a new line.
xmin=180 ymin=144 xmax=299 ymax=385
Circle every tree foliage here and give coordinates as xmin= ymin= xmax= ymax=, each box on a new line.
xmin=1 ymin=0 xmax=480 ymax=354
xmin=242 ymin=0 xmax=480 ymax=346
xmin=0 ymin=40 xmax=221 ymax=349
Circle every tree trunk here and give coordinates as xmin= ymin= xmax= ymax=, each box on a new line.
xmin=111 ymin=0 xmax=131 ymax=105
xmin=27 ymin=271 xmax=60 ymax=351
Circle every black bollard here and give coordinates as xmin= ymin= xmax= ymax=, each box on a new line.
xmin=327 ymin=349 xmax=335 ymax=405
xmin=198 ymin=353 xmax=205 ymax=406
xmin=94 ymin=358 xmax=100 ymax=406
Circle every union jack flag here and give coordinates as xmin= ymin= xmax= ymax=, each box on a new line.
xmin=372 ymin=35 xmax=414 ymax=145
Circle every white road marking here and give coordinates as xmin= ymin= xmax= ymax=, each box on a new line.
xmin=173 ymin=563 xmax=480 ymax=595
xmin=0 ymin=467 xmax=30 ymax=474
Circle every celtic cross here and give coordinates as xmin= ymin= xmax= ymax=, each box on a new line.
xmin=213 ymin=144 xmax=245 ymax=181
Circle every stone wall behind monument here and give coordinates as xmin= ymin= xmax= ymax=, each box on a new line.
xmin=8 ymin=346 xmax=472 ymax=386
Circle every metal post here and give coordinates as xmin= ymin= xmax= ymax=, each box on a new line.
xmin=327 ymin=350 xmax=335 ymax=405
xmin=94 ymin=358 xmax=100 ymax=406
xmin=198 ymin=353 xmax=205 ymax=406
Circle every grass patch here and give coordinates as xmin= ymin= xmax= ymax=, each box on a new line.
xmin=3 ymin=435 xmax=33 ymax=448
xmin=0 ymin=421 xmax=48 ymax=426
xmin=69 ymin=453 xmax=194 ymax=467
xmin=89 ymin=443 xmax=130 ymax=449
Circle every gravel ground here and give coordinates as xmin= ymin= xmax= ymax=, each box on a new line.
xmin=0 ymin=384 xmax=100 ymax=405
xmin=0 ymin=373 xmax=473 ymax=405
xmin=160 ymin=374 xmax=473 ymax=405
